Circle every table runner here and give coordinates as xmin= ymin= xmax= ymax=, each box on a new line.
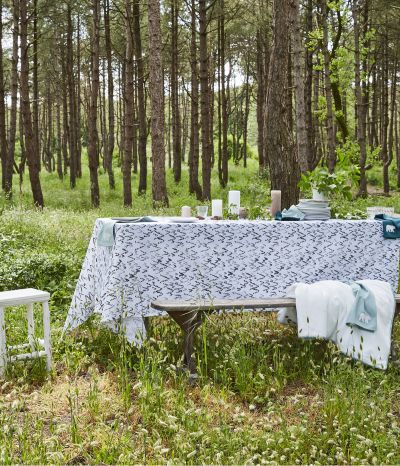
xmin=65 ymin=219 xmax=400 ymax=332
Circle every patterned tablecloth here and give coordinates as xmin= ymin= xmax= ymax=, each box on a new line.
xmin=65 ymin=219 xmax=400 ymax=333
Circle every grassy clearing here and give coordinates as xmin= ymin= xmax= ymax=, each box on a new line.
xmin=0 ymin=162 xmax=400 ymax=464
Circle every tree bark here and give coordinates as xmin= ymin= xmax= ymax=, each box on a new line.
xmin=20 ymin=0 xmax=44 ymax=207
xmin=0 ymin=0 xmax=8 ymax=193
xmin=148 ymin=0 xmax=169 ymax=205
xmin=188 ymin=0 xmax=202 ymax=199
xmin=104 ymin=0 xmax=116 ymax=189
xmin=67 ymin=6 xmax=77 ymax=188
xmin=87 ymin=0 xmax=101 ymax=207
xmin=171 ymin=0 xmax=182 ymax=182
xmin=290 ymin=0 xmax=308 ymax=173
xmin=123 ymin=0 xmax=134 ymax=207
xmin=264 ymin=0 xmax=299 ymax=209
xmin=199 ymin=0 xmax=211 ymax=200
xmin=319 ymin=0 xmax=336 ymax=172
xmin=352 ymin=0 xmax=368 ymax=197
xmin=381 ymin=36 xmax=390 ymax=194
xmin=5 ymin=0 xmax=20 ymax=197
xmin=133 ymin=0 xmax=147 ymax=195
xmin=220 ymin=0 xmax=228 ymax=186
xmin=32 ymin=0 xmax=40 ymax=169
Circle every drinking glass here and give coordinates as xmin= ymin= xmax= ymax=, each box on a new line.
xmin=196 ymin=206 xmax=208 ymax=219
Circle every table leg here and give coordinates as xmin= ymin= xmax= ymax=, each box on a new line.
xmin=167 ymin=310 xmax=203 ymax=377
xmin=0 ymin=307 xmax=6 ymax=377
xmin=42 ymin=301 xmax=52 ymax=371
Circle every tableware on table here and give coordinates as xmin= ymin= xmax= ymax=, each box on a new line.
xmin=238 ymin=207 xmax=248 ymax=219
xmin=196 ymin=206 xmax=209 ymax=219
xmin=181 ymin=206 xmax=192 ymax=217
xmin=211 ymin=199 xmax=223 ymax=219
xmin=366 ymin=206 xmax=395 ymax=219
xmin=270 ymin=190 xmax=281 ymax=217
xmin=228 ymin=190 xmax=240 ymax=215
xmin=297 ymin=199 xmax=331 ymax=220
xmin=169 ymin=217 xmax=199 ymax=223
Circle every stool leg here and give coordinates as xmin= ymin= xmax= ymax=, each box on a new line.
xmin=42 ymin=301 xmax=52 ymax=371
xmin=0 ymin=306 xmax=6 ymax=377
xmin=26 ymin=303 xmax=35 ymax=352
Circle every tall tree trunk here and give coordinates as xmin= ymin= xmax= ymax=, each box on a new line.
xmin=87 ymin=0 xmax=101 ymax=207
xmin=188 ymin=0 xmax=202 ymax=199
xmin=353 ymin=0 xmax=368 ymax=197
xmin=388 ymin=59 xmax=397 ymax=194
xmin=319 ymin=0 xmax=336 ymax=172
xmin=133 ymin=0 xmax=147 ymax=195
xmin=32 ymin=0 xmax=40 ymax=170
xmin=148 ymin=0 xmax=169 ymax=205
xmin=104 ymin=0 xmax=115 ymax=189
xmin=264 ymin=0 xmax=299 ymax=208
xmin=123 ymin=0 xmax=134 ymax=207
xmin=256 ymin=29 xmax=267 ymax=170
xmin=290 ymin=0 xmax=308 ymax=173
xmin=6 ymin=0 xmax=20 ymax=198
xmin=0 ymin=0 xmax=8 ymax=192
xmin=199 ymin=0 xmax=211 ymax=200
xmin=381 ymin=37 xmax=390 ymax=194
xmin=20 ymin=0 xmax=44 ymax=207
xmin=220 ymin=0 xmax=228 ymax=186
xmin=76 ymin=13 xmax=82 ymax=177
xmin=56 ymin=101 xmax=63 ymax=179
xmin=67 ymin=6 xmax=77 ymax=188
xmin=304 ymin=0 xmax=316 ymax=169
xmin=171 ymin=0 xmax=182 ymax=182
xmin=242 ymin=57 xmax=250 ymax=168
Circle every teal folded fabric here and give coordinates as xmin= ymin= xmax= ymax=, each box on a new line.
xmin=97 ymin=219 xmax=117 ymax=246
xmin=275 ymin=205 xmax=305 ymax=221
xmin=97 ymin=217 xmax=158 ymax=247
xmin=374 ymin=214 xmax=400 ymax=239
xmin=346 ymin=282 xmax=377 ymax=332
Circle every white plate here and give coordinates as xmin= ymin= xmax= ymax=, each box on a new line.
xmin=169 ymin=217 xmax=199 ymax=223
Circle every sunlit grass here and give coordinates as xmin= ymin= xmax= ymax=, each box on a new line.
xmin=0 ymin=160 xmax=400 ymax=463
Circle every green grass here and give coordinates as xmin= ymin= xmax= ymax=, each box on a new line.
xmin=0 ymin=160 xmax=400 ymax=464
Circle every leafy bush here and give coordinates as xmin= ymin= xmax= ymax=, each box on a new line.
xmin=0 ymin=252 xmax=79 ymax=297
xmin=298 ymin=142 xmax=360 ymax=199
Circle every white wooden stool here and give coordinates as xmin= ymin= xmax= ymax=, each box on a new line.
xmin=0 ymin=288 xmax=52 ymax=376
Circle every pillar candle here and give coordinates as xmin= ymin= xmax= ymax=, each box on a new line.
xmin=212 ymin=199 xmax=223 ymax=218
xmin=270 ymin=190 xmax=281 ymax=216
xmin=181 ymin=206 xmax=191 ymax=217
xmin=228 ymin=191 xmax=240 ymax=215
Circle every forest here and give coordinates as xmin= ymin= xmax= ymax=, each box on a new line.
xmin=0 ymin=0 xmax=400 ymax=209
xmin=2 ymin=1 xmax=400 ymax=464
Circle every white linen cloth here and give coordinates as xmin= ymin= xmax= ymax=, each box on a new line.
xmin=64 ymin=219 xmax=399 ymax=343
xmin=278 ymin=280 xmax=396 ymax=369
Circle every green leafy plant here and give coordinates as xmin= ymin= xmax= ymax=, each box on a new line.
xmin=298 ymin=167 xmax=354 ymax=199
xmin=299 ymin=144 xmax=360 ymax=200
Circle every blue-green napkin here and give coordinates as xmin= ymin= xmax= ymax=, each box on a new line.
xmin=97 ymin=217 xmax=158 ymax=247
xmin=346 ymin=282 xmax=377 ymax=332
xmin=275 ymin=205 xmax=306 ymax=221
xmin=374 ymin=214 xmax=400 ymax=239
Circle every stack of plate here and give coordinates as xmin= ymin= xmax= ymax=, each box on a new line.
xmin=297 ymin=199 xmax=331 ymax=221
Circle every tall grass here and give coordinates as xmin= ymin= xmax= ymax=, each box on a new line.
xmin=0 ymin=160 xmax=399 ymax=463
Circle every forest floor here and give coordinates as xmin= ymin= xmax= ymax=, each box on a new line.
xmin=0 ymin=160 xmax=400 ymax=464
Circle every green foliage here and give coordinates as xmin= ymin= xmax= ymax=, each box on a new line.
xmin=0 ymin=162 xmax=400 ymax=464
xmin=299 ymin=142 xmax=360 ymax=199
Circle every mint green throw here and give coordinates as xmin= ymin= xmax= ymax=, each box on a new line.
xmin=346 ymin=282 xmax=377 ymax=332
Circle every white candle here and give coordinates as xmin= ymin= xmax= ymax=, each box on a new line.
xmin=181 ymin=206 xmax=191 ymax=217
xmin=228 ymin=190 xmax=240 ymax=215
xmin=212 ymin=199 xmax=223 ymax=218
xmin=270 ymin=190 xmax=281 ymax=216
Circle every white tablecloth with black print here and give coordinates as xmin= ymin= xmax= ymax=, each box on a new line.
xmin=64 ymin=218 xmax=399 ymax=338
